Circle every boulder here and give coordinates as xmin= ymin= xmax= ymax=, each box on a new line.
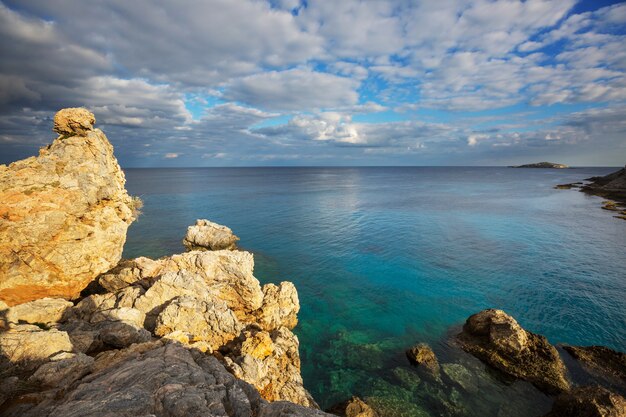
xmin=544 ymin=386 xmax=626 ymax=417
xmin=28 ymin=352 xmax=94 ymax=388
xmin=457 ymin=309 xmax=570 ymax=394
xmin=4 ymin=298 xmax=73 ymax=326
xmin=0 ymin=108 xmax=137 ymax=305
xmin=0 ymin=325 xmax=73 ymax=366
xmin=97 ymin=257 xmax=162 ymax=292
xmin=254 ymin=282 xmax=300 ymax=331
xmin=406 ymin=343 xmax=440 ymax=377
xmin=2 ymin=343 xmax=334 ymax=417
xmin=183 ymin=219 xmax=240 ymax=251
xmin=154 ymin=295 xmax=242 ymax=351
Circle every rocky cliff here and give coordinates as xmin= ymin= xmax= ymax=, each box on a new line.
xmin=0 ymin=109 xmax=331 ymax=416
xmin=0 ymin=108 xmax=138 ymax=305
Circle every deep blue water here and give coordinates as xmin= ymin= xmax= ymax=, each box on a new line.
xmin=123 ymin=167 xmax=626 ymax=416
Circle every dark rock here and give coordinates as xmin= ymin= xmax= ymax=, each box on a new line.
xmin=580 ymin=166 xmax=626 ymax=203
xmin=457 ymin=309 xmax=570 ymax=394
xmin=563 ymin=345 xmax=626 ymax=385
xmin=544 ymin=386 xmax=626 ymax=417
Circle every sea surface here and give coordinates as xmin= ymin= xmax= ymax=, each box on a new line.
xmin=123 ymin=167 xmax=626 ymax=417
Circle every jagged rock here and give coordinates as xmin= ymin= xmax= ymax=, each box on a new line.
xmin=53 ymin=107 xmax=96 ymax=136
xmin=72 ymin=286 xmax=145 ymax=322
xmin=0 ymin=325 xmax=73 ymax=366
xmin=582 ymin=166 xmax=626 ymax=203
xmin=58 ymin=319 xmax=102 ymax=353
xmin=2 ymin=343 xmax=333 ymax=417
xmin=563 ymin=345 xmax=626 ymax=387
xmin=154 ymin=295 xmax=242 ymax=351
xmin=254 ymin=282 xmax=300 ymax=331
xmin=406 ymin=343 xmax=440 ymax=377
xmin=28 ymin=352 xmax=94 ymax=388
xmin=183 ymin=219 xmax=240 ymax=251
xmin=90 ymin=307 xmax=146 ymax=328
xmin=0 ymin=108 xmax=137 ymax=305
xmin=457 ymin=309 xmax=570 ymax=394
xmin=97 ymin=257 xmax=162 ymax=292
xmin=4 ymin=298 xmax=73 ymax=326
xmin=544 ymin=386 xmax=626 ymax=417
xmin=222 ymin=326 xmax=318 ymax=408
xmin=97 ymin=321 xmax=152 ymax=349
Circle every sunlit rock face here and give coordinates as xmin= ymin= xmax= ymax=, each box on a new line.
xmin=0 ymin=108 xmax=137 ymax=305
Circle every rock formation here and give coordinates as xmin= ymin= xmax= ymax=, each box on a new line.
xmin=581 ymin=166 xmax=626 ymax=203
xmin=183 ymin=219 xmax=240 ymax=251
xmin=0 ymin=108 xmax=138 ymax=305
xmin=457 ymin=309 xmax=570 ymax=394
xmin=328 ymin=397 xmax=379 ymax=417
xmin=563 ymin=345 xmax=626 ymax=390
xmin=0 ymin=109 xmax=327 ymax=415
xmin=543 ymin=386 xmax=626 ymax=417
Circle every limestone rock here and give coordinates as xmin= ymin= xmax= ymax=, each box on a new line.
xmin=328 ymin=397 xmax=379 ymax=417
xmin=97 ymin=257 xmax=162 ymax=292
xmin=90 ymin=307 xmax=146 ymax=328
xmin=3 ymin=343 xmax=333 ymax=417
xmin=254 ymin=282 xmax=300 ymax=331
xmin=457 ymin=309 xmax=570 ymax=394
xmin=222 ymin=326 xmax=318 ymax=408
xmin=0 ymin=109 xmax=137 ymax=305
xmin=544 ymin=386 xmax=626 ymax=417
xmin=183 ymin=219 xmax=240 ymax=251
xmin=154 ymin=295 xmax=242 ymax=351
xmin=0 ymin=325 xmax=73 ymax=366
xmin=29 ymin=352 xmax=94 ymax=388
xmin=53 ymin=107 xmax=95 ymax=136
xmin=5 ymin=298 xmax=73 ymax=326
xmin=406 ymin=343 xmax=440 ymax=377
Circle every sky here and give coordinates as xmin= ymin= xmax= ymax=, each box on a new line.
xmin=0 ymin=0 xmax=625 ymax=167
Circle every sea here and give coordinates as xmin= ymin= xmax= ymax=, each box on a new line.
xmin=122 ymin=166 xmax=626 ymax=417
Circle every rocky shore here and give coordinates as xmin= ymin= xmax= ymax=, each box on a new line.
xmin=0 ymin=109 xmax=332 ymax=416
xmin=0 ymin=109 xmax=624 ymax=417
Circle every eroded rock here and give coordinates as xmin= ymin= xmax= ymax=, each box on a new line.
xmin=183 ymin=219 xmax=240 ymax=251
xmin=0 ymin=108 xmax=137 ymax=305
xmin=28 ymin=352 xmax=94 ymax=388
xmin=254 ymin=282 xmax=300 ymax=331
xmin=0 ymin=325 xmax=73 ymax=366
xmin=563 ymin=345 xmax=626 ymax=385
xmin=457 ymin=309 xmax=570 ymax=394
xmin=4 ymin=298 xmax=73 ymax=326
xmin=544 ymin=386 xmax=626 ymax=417
xmin=406 ymin=343 xmax=440 ymax=378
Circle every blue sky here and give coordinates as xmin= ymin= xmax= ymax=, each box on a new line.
xmin=1 ymin=0 xmax=625 ymax=166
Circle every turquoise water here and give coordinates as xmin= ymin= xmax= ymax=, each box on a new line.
xmin=123 ymin=167 xmax=626 ymax=416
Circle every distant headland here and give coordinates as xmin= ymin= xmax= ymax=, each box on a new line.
xmin=510 ymin=162 xmax=569 ymax=169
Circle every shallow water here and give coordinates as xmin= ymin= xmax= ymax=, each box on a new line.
xmin=123 ymin=167 xmax=626 ymax=416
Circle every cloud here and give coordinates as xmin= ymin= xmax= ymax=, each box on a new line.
xmin=164 ymin=153 xmax=179 ymax=159
xmin=224 ymin=69 xmax=360 ymax=111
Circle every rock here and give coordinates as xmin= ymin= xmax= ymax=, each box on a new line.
xmin=28 ymin=352 xmax=94 ymax=388
xmin=2 ymin=343 xmax=334 ymax=417
xmin=97 ymin=321 xmax=152 ymax=349
xmin=183 ymin=219 xmax=240 ymax=251
xmin=441 ymin=363 xmax=478 ymax=394
xmin=581 ymin=166 xmax=626 ymax=203
xmin=0 ymin=325 xmax=73 ymax=366
xmin=5 ymin=298 xmax=73 ymax=326
xmin=511 ymin=162 xmax=569 ymax=169
xmin=563 ymin=345 xmax=626 ymax=385
xmin=53 ymin=107 xmax=96 ymax=136
xmin=154 ymin=295 xmax=242 ymax=351
xmin=0 ymin=108 xmax=137 ymax=305
xmin=97 ymin=257 xmax=162 ymax=292
xmin=90 ymin=306 xmax=146 ymax=328
xmin=406 ymin=343 xmax=440 ymax=377
xmin=544 ymin=386 xmax=626 ymax=417
xmin=457 ymin=309 xmax=570 ymax=394
xmin=328 ymin=396 xmax=379 ymax=417
xmin=254 ymin=282 xmax=300 ymax=331
xmin=222 ymin=326 xmax=318 ymax=408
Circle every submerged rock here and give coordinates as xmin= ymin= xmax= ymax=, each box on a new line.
xmin=544 ymin=386 xmax=626 ymax=417
xmin=183 ymin=219 xmax=240 ymax=251
xmin=328 ymin=396 xmax=379 ymax=417
xmin=0 ymin=108 xmax=137 ymax=305
xmin=406 ymin=343 xmax=440 ymax=378
xmin=457 ymin=309 xmax=570 ymax=394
